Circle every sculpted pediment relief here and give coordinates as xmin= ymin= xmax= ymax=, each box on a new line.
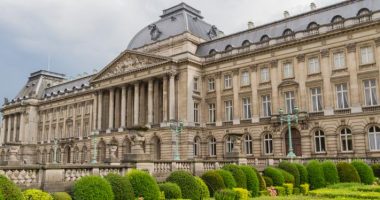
xmin=91 ymin=50 xmax=171 ymax=82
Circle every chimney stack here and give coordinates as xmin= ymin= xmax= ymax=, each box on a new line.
xmin=284 ymin=11 xmax=290 ymax=18
xmin=248 ymin=21 xmax=254 ymax=29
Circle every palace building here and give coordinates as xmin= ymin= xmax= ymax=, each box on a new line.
xmin=1 ymin=0 xmax=380 ymax=167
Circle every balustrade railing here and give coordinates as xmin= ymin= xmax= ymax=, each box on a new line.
xmin=0 ymin=169 xmax=39 ymax=185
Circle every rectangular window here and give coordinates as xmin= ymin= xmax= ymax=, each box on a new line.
xmin=224 ymin=74 xmax=232 ymax=89
xmin=193 ymin=77 xmax=198 ymax=91
xmin=260 ymin=67 xmax=270 ymax=82
xmin=360 ymin=46 xmax=374 ymax=65
xmin=241 ymin=71 xmax=250 ymax=86
xmin=194 ymin=103 xmax=199 ymax=123
xmin=262 ymin=95 xmax=271 ymax=117
xmin=310 ymin=87 xmax=323 ymax=112
xmin=242 ymin=97 xmax=252 ymax=119
xmin=224 ymin=100 xmax=233 ymax=121
xmin=208 ymin=103 xmax=216 ymax=123
xmin=333 ymin=51 xmax=345 ymax=69
xmin=308 ymin=57 xmax=320 ymax=74
xmin=364 ymin=79 xmax=378 ymax=106
xmin=283 ymin=62 xmax=293 ymax=78
xmin=208 ymin=78 xmax=215 ymax=91
xmin=285 ymin=91 xmax=296 ymax=114
xmin=336 ymin=83 xmax=349 ymax=109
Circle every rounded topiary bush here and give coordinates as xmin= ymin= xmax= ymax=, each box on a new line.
xmin=278 ymin=168 xmax=295 ymax=184
xmin=72 ymin=175 xmax=114 ymax=200
xmin=0 ymin=175 xmax=24 ymax=200
xmin=372 ymin=164 xmax=380 ymax=178
xmin=351 ymin=160 xmax=375 ymax=185
xmin=104 ymin=173 xmax=135 ymax=200
xmin=336 ymin=162 xmax=361 ymax=183
xmin=240 ymin=166 xmax=259 ymax=197
xmin=278 ymin=161 xmax=300 ymax=187
xmin=201 ymin=170 xmax=226 ymax=197
xmin=222 ymin=164 xmax=247 ymax=188
xmin=194 ymin=176 xmax=210 ymax=199
xmin=252 ymin=167 xmax=266 ymax=190
xmin=321 ymin=160 xmax=339 ymax=185
xmin=23 ymin=189 xmax=53 ymax=200
xmin=306 ymin=160 xmax=325 ymax=189
xmin=264 ymin=167 xmax=284 ymax=186
xmin=263 ymin=176 xmax=273 ymax=187
xmin=166 ymin=170 xmax=201 ymax=200
xmin=159 ymin=182 xmax=182 ymax=199
xmin=51 ymin=192 xmax=72 ymax=200
xmin=215 ymin=169 xmax=236 ymax=189
xmin=127 ymin=169 xmax=160 ymax=200
xmin=294 ymin=163 xmax=308 ymax=184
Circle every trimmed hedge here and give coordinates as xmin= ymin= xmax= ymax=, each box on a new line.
xmin=336 ymin=162 xmax=361 ymax=183
xmin=222 ymin=164 xmax=247 ymax=188
xmin=0 ymin=175 xmax=26 ymax=200
xmin=233 ymin=188 xmax=249 ymax=200
xmin=300 ymin=183 xmax=310 ymax=195
xmin=201 ymin=170 xmax=226 ymax=196
xmin=306 ymin=160 xmax=325 ymax=189
xmin=351 ymin=160 xmax=375 ymax=185
xmin=166 ymin=170 xmax=201 ymax=200
xmin=215 ymin=169 xmax=236 ymax=189
xmin=72 ymin=175 xmax=114 ymax=200
xmin=278 ymin=161 xmax=300 ymax=187
xmin=127 ymin=169 xmax=160 ymax=200
xmin=294 ymin=163 xmax=308 ymax=184
xmin=274 ymin=186 xmax=286 ymax=196
xmin=240 ymin=166 xmax=259 ymax=197
xmin=322 ymin=161 xmax=340 ymax=185
xmin=252 ymin=167 xmax=266 ymax=190
xmin=194 ymin=176 xmax=210 ymax=199
xmin=0 ymin=192 xmax=3 ymax=200
xmin=159 ymin=182 xmax=182 ymax=199
xmin=278 ymin=168 xmax=295 ymax=184
xmin=23 ymin=189 xmax=53 ymax=200
xmin=263 ymin=176 xmax=273 ymax=187
xmin=264 ymin=167 xmax=284 ymax=186
xmin=283 ymin=183 xmax=293 ymax=195
xmin=214 ymin=189 xmax=237 ymax=200
xmin=104 ymin=173 xmax=134 ymax=200
xmin=51 ymin=192 xmax=72 ymax=200
xmin=372 ymin=164 xmax=380 ymax=178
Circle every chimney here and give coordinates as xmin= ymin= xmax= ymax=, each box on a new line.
xmin=310 ymin=2 xmax=317 ymax=10
xmin=284 ymin=11 xmax=290 ymax=18
xmin=248 ymin=21 xmax=254 ymax=29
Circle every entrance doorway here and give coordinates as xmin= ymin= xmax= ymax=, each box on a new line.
xmin=285 ymin=128 xmax=302 ymax=156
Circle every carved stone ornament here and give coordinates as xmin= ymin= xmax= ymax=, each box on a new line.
xmin=148 ymin=24 xmax=162 ymax=41
xmin=346 ymin=43 xmax=357 ymax=53
xmin=320 ymin=49 xmax=330 ymax=58
xmin=375 ymin=38 xmax=380 ymax=47
xmin=296 ymin=54 xmax=305 ymax=63
xmin=270 ymin=60 xmax=278 ymax=68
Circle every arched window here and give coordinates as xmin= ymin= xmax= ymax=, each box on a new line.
xmin=340 ymin=128 xmax=353 ymax=152
xmin=260 ymin=35 xmax=270 ymax=42
xmin=81 ymin=146 xmax=88 ymax=163
xmin=225 ymin=45 xmax=233 ymax=51
xmin=244 ymin=134 xmax=253 ymax=155
xmin=263 ymin=133 xmax=273 ymax=155
xmin=209 ymin=49 xmax=217 ymax=56
xmin=314 ymin=130 xmax=326 ymax=153
xmin=242 ymin=40 xmax=250 ymax=47
xmin=331 ymin=15 xmax=344 ymax=29
xmin=225 ymin=136 xmax=234 ymax=153
xmin=307 ymin=22 xmax=319 ymax=35
xmin=73 ymin=147 xmax=79 ymax=164
xmin=208 ymin=137 xmax=217 ymax=156
xmin=97 ymin=141 xmax=106 ymax=163
xmin=122 ymin=138 xmax=132 ymax=155
xmin=150 ymin=136 xmax=161 ymax=160
xmin=368 ymin=126 xmax=380 ymax=151
xmin=357 ymin=8 xmax=371 ymax=22
xmin=283 ymin=29 xmax=294 ymax=41
xmin=49 ymin=149 xmax=54 ymax=163
xmin=42 ymin=149 xmax=48 ymax=164
xmin=56 ymin=148 xmax=61 ymax=163
xmin=193 ymin=136 xmax=201 ymax=157
xmin=64 ymin=146 xmax=71 ymax=164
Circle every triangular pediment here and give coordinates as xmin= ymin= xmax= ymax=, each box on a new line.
xmin=91 ymin=50 xmax=171 ymax=82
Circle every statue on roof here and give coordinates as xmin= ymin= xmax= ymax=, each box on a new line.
xmin=148 ymin=24 xmax=162 ymax=41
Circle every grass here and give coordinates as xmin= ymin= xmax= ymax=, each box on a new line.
xmin=252 ymin=196 xmax=365 ymax=200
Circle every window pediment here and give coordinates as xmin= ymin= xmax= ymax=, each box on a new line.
xmin=278 ymin=79 xmax=299 ymax=88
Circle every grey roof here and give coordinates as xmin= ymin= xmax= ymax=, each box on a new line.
xmin=196 ymin=0 xmax=380 ymax=56
xmin=127 ymin=3 xmax=223 ymax=50
xmin=43 ymin=75 xmax=94 ymax=97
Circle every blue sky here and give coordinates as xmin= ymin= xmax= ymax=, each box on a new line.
xmin=0 ymin=0 xmax=340 ymax=103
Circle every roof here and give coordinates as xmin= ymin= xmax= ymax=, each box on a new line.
xmin=196 ymin=0 xmax=379 ymax=56
xmin=43 ymin=75 xmax=94 ymax=97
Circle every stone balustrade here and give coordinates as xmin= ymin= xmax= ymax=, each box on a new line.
xmin=0 ymin=169 xmax=38 ymax=185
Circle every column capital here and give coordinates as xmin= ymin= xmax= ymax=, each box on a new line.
xmin=296 ymin=54 xmax=305 ymax=63
xmin=250 ymin=64 xmax=258 ymax=72
xmin=167 ymin=69 xmax=178 ymax=77
xmin=346 ymin=43 xmax=357 ymax=53
xmin=232 ymin=69 xmax=239 ymax=75
xmin=375 ymin=37 xmax=380 ymax=47
xmin=270 ymin=60 xmax=278 ymax=68
xmin=215 ymin=71 xmax=222 ymax=79
xmin=320 ymin=49 xmax=330 ymax=58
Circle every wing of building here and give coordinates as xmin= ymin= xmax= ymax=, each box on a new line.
xmin=1 ymin=0 xmax=380 ymax=176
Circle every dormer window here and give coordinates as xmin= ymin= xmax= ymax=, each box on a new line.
xmin=209 ymin=49 xmax=217 ymax=56
xmin=242 ymin=40 xmax=250 ymax=47
xmin=283 ymin=29 xmax=294 ymax=41
xmin=357 ymin=8 xmax=371 ymax=22
xmin=331 ymin=15 xmax=344 ymax=29
xmin=307 ymin=22 xmax=319 ymax=35
xmin=225 ymin=45 xmax=233 ymax=52
xmin=260 ymin=35 xmax=270 ymax=42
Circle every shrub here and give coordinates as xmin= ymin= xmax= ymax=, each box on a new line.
xmin=214 ymin=189 xmax=237 ymax=200
xmin=306 ymin=160 xmax=325 ymax=189
xmin=201 ymin=170 xmax=226 ymax=196
xmin=23 ymin=189 xmax=53 ymax=200
xmin=233 ymin=188 xmax=249 ymax=200
xmin=216 ymin=169 xmax=237 ymax=189
xmin=127 ymin=169 xmax=160 ymax=200
xmin=159 ymin=191 xmax=165 ymax=200
xmin=351 ymin=160 xmax=375 ymax=185
xmin=294 ymin=163 xmax=308 ymax=184
xmin=72 ymin=175 xmax=113 ymax=200
xmin=0 ymin=192 xmax=3 ymax=200
xmin=104 ymin=173 xmax=134 ymax=200
xmin=194 ymin=176 xmax=210 ymax=199
xmin=166 ymin=170 xmax=201 ymax=200
xmin=274 ymin=186 xmax=286 ymax=196
xmin=336 ymin=162 xmax=361 ymax=183
xmin=263 ymin=176 xmax=273 ymax=187
xmin=252 ymin=167 xmax=266 ymax=190
xmin=321 ymin=161 xmax=340 ymax=185
xmin=309 ymin=187 xmax=380 ymax=199
xmin=0 ymin=175 xmax=24 ymax=200
xmin=51 ymin=192 xmax=72 ymax=200
xmin=222 ymin=164 xmax=247 ymax=188
xmin=278 ymin=168 xmax=295 ymax=184
xmin=264 ymin=167 xmax=284 ymax=186
xmin=283 ymin=183 xmax=293 ymax=195
xmin=372 ymin=164 xmax=380 ymax=178
xmin=159 ymin=182 xmax=182 ymax=199
xmin=300 ymin=183 xmax=309 ymax=195
xmin=293 ymin=187 xmax=300 ymax=195
xmin=278 ymin=161 xmax=300 ymax=187
xmin=240 ymin=166 xmax=259 ymax=197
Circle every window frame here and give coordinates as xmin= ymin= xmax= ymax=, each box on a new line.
xmin=310 ymin=87 xmax=323 ymax=112
xmin=242 ymin=97 xmax=252 ymax=119
xmin=308 ymin=56 xmax=320 ymax=74
xmin=208 ymin=137 xmax=217 ymax=156
xmin=224 ymin=74 xmax=232 ymax=89
xmin=224 ymin=100 xmax=233 ymax=121
xmin=368 ymin=126 xmax=380 ymax=151
xmin=244 ymin=134 xmax=253 ymax=155
xmin=261 ymin=94 xmax=272 ymax=117
xmin=241 ymin=71 xmax=250 ymax=86
xmin=193 ymin=103 xmax=199 ymax=123
xmin=333 ymin=51 xmax=346 ymax=69
xmin=208 ymin=103 xmax=216 ymax=123
xmin=285 ymin=91 xmax=296 ymax=114
xmin=340 ymin=128 xmax=353 ymax=152
xmin=263 ymin=133 xmax=273 ymax=155
xmin=360 ymin=46 xmax=374 ymax=65
xmin=283 ymin=62 xmax=294 ymax=79
xmin=363 ymin=79 xmax=378 ymax=106
xmin=336 ymin=83 xmax=349 ymax=109
xmin=260 ymin=67 xmax=270 ymax=82
xmin=314 ymin=130 xmax=326 ymax=153
xmin=208 ymin=78 xmax=215 ymax=91
xmin=225 ymin=136 xmax=234 ymax=153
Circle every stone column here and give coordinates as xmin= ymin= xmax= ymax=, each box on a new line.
xmin=7 ymin=116 xmax=11 ymax=142
xmin=0 ymin=117 xmax=5 ymax=145
xmin=320 ymin=49 xmax=334 ymax=115
xmin=107 ymin=88 xmax=115 ymax=133
xmin=120 ymin=85 xmax=127 ymax=131
xmin=80 ymin=103 xmax=85 ymax=138
xmin=13 ymin=114 xmax=18 ymax=142
xmin=134 ymin=82 xmax=140 ymax=126
xmin=270 ymin=60 xmax=279 ymax=114
xmin=250 ymin=66 xmax=259 ymax=123
xmin=346 ymin=43 xmax=361 ymax=113
xmin=215 ymin=72 xmax=222 ymax=126
xmin=127 ymin=86 xmax=133 ymax=128
xmin=162 ymin=76 xmax=168 ymax=123
xmin=48 ymin=110 xmax=53 ymax=141
xmin=296 ymin=54 xmax=307 ymax=111
xmin=147 ymin=79 xmax=154 ymax=125
xmin=139 ymin=82 xmax=146 ymax=125
xmin=97 ymin=91 xmax=103 ymax=130
xmin=232 ymin=69 xmax=240 ymax=125
xmin=19 ymin=112 xmax=24 ymax=143
xmin=92 ymin=93 xmax=98 ymax=130
xmin=153 ymin=79 xmax=160 ymax=124
xmin=169 ymin=71 xmax=176 ymax=121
